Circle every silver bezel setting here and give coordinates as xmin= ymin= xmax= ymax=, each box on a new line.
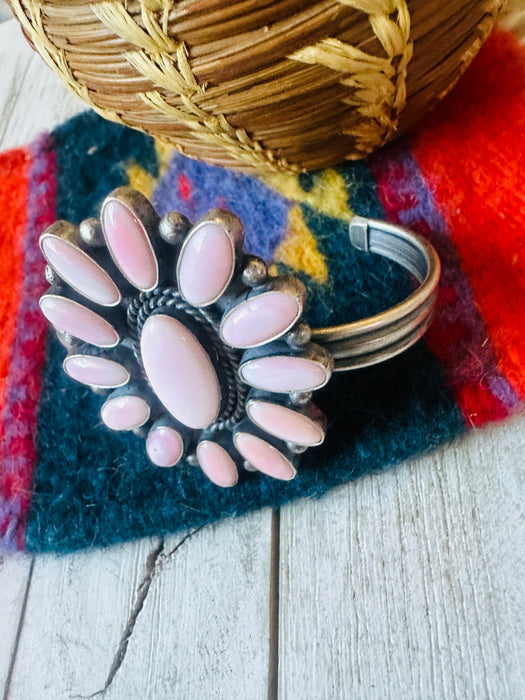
xmin=219 ymin=276 xmax=306 ymax=350
xmin=176 ymin=208 xmax=243 ymax=308
xmin=39 ymin=231 xmax=122 ymax=307
xmin=63 ymin=354 xmax=131 ymax=389
xmin=101 ymin=187 xmax=160 ymax=293
xmin=40 ymin=294 xmax=121 ymax=349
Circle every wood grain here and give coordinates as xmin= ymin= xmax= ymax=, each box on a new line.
xmin=7 ymin=514 xmax=274 ymax=699
xmin=0 ymin=21 xmax=84 ymax=150
xmin=278 ymin=413 xmax=525 ymax=699
xmin=0 ymin=555 xmax=32 ymax=692
xmin=93 ymin=515 xmax=274 ymax=699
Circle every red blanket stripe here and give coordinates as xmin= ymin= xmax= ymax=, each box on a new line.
xmin=411 ymin=30 xmax=525 ymax=401
xmin=0 ymin=135 xmax=56 ymax=550
xmin=0 ymin=148 xmax=32 ymax=421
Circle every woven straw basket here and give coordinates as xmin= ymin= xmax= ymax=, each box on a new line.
xmin=10 ymin=0 xmax=502 ymax=174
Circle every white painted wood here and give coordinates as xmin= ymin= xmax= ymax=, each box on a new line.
xmin=0 ymin=554 xmax=32 ymax=689
xmin=7 ymin=537 xmax=161 ymax=699
xmin=0 ymin=20 xmax=84 ymax=151
xmin=98 ymin=514 xmax=274 ymax=700
xmin=8 ymin=512 xmax=273 ymax=700
xmin=0 ymin=2 xmax=11 ymax=23
xmin=279 ymin=412 xmax=525 ymax=700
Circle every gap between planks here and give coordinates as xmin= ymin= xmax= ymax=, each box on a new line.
xmin=2 ymin=558 xmax=34 ymax=700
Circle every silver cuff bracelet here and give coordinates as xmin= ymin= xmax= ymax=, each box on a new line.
xmin=38 ymin=187 xmax=441 ymax=487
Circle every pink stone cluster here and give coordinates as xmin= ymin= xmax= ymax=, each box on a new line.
xmin=39 ymin=189 xmax=331 ymax=488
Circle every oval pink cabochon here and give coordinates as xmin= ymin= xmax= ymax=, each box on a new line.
xmin=178 ymin=222 xmax=235 ymax=307
xmin=234 ymin=432 xmax=296 ymax=481
xmin=197 ymin=441 xmax=239 ymax=487
xmin=221 ymin=291 xmax=302 ymax=348
xmin=141 ymin=314 xmax=221 ymax=430
xmin=247 ymin=400 xmax=325 ymax=446
xmin=103 ymin=199 xmax=158 ymax=291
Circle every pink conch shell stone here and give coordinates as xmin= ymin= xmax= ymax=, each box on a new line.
xmin=221 ymin=291 xmax=302 ymax=348
xmin=234 ymin=432 xmax=296 ymax=480
xmin=247 ymin=401 xmax=325 ymax=446
xmin=102 ymin=199 xmax=158 ymax=290
xmin=240 ymin=355 xmax=330 ymax=393
xmin=141 ymin=314 xmax=220 ymax=430
xmin=64 ymin=355 xmax=130 ymax=388
xmin=178 ymin=222 xmax=235 ymax=307
xmin=101 ymin=395 xmax=150 ymax=431
xmin=146 ymin=426 xmax=184 ymax=467
xmin=40 ymin=296 xmax=119 ymax=347
xmin=41 ymin=235 xmax=120 ymax=306
xmin=197 ymin=441 xmax=239 ymax=487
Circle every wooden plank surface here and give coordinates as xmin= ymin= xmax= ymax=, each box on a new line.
xmin=279 ymin=413 xmax=525 ymax=699
xmin=8 ymin=515 xmax=274 ymax=700
xmin=0 ymin=554 xmax=33 ymax=691
xmin=1 ymin=17 xmax=524 ymax=700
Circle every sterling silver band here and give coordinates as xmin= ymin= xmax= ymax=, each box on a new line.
xmin=311 ymin=216 xmax=441 ymax=371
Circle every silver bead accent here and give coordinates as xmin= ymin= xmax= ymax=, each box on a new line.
xmin=44 ymin=264 xmax=60 ymax=286
xmin=243 ymin=459 xmax=258 ymax=472
xmin=286 ymin=442 xmax=308 ymax=455
xmin=132 ymin=425 xmax=149 ymax=438
xmin=289 ymin=391 xmax=312 ymax=407
xmin=79 ymin=217 xmax=105 ymax=247
xmin=186 ymin=453 xmax=199 ymax=467
xmin=242 ymin=256 xmax=268 ymax=287
xmin=91 ymin=386 xmax=110 ymax=397
xmin=159 ymin=211 xmax=191 ymax=244
xmin=286 ymin=322 xmax=312 ymax=349
xmin=56 ymin=330 xmax=75 ymax=350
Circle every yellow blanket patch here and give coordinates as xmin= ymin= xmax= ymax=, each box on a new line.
xmin=126 ymin=141 xmax=174 ymax=198
xmin=274 ymin=205 xmax=328 ymax=283
xmin=263 ymin=168 xmax=354 ymax=222
xmin=155 ymin=139 xmax=176 ymax=177
xmin=126 ymin=162 xmax=157 ymax=199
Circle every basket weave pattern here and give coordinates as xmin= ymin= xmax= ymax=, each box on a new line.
xmin=10 ymin=0 xmax=502 ymax=173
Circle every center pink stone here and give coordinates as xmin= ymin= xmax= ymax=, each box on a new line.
xmin=141 ymin=314 xmax=221 ymax=430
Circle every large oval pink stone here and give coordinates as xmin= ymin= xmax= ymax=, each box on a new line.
xmin=64 ymin=355 xmax=130 ymax=388
xmin=239 ymin=355 xmax=330 ymax=393
xmin=40 ymin=295 xmax=119 ymax=347
xmin=146 ymin=426 xmax=184 ymax=467
xmin=40 ymin=235 xmax=121 ymax=306
xmin=177 ymin=222 xmax=236 ymax=307
xmin=234 ymin=432 xmax=296 ymax=480
xmin=102 ymin=199 xmax=158 ymax=291
xmin=247 ymin=401 xmax=325 ymax=446
xmin=141 ymin=314 xmax=220 ymax=429
xmin=197 ymin=441 xmax=238 ymax=487
xmin=101 ymin=395 xmax=150 ymax=431
xmin=221 ymin=291 xmax=302 ymax=348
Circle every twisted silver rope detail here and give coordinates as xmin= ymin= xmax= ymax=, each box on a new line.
xmin=127 ymin=288 xmax=247 ymax=430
